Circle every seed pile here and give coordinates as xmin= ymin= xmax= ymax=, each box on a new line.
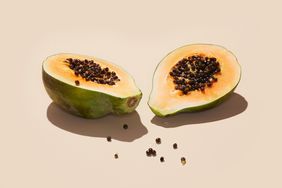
xmin=146 ymin=148 xmax=157 ymax=157
xmin=170 ymin=55 xmax=221 ymax=94
xmin=65 ymin=58 xmax=120 ymax=85
xmin=75 ymin=80 xmax=80 ymax=86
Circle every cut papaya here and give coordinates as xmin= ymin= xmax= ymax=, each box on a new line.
xmin=42 ymin=53 xmax=142 ymax=118
xmin=148 ymin=44 xmax=241 ymax=117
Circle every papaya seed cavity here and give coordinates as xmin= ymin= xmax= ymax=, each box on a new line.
xmin=170 ymin=55 xmax=221 ymax=95
xmin=65 ymin=58 xmax=120 ymax=86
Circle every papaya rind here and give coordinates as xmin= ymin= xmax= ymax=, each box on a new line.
xmin=149 ymin=86 xmax=239 ymax=117
xmin=43 ymin=68 xmax=142 ymax=119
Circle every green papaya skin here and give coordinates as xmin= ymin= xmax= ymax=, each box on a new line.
xmin=149 ymin=86 xmax=238 ymax=117
xmin=43 ymin=69 xmax=142 ymax=119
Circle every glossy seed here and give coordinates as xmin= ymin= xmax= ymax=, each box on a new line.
xmin=114 ymin=153 xmax=118 ymax=159
xmin=107 ymin=136 xmax=112 ymax=142
xmin=160 ymin=157 xmax=165 ymax=162
xmin=155 ymin=138 xmax=161 ymax=144
xmin=75 ymin=80 xmax=80 ymax=86
xmin=152 ymin=150 xmax=157 ymax=157
xmin=173 ymin=143 xmax=178 ymax=149
xmin=181 ymin=157 xmax=186 ymax=165
xmin=123 ymin=124 xmax=128 ymax=129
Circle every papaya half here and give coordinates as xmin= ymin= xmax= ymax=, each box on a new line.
xmin=42 ymin=53 xmax=142 ymax=118
xmin=148 ymin=44 xmax=241 ymax=117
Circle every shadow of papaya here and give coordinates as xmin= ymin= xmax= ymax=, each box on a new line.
xmin=47 ymin=102 xmax=148 ymax=142
xmin=151 ymin=93 xmax=248 ymax=128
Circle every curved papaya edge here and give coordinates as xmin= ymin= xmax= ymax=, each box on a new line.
xmin=151 ymin=86 xmax=238 ymax=117
xmin=43 ymin=67 xmax=142 ymax=119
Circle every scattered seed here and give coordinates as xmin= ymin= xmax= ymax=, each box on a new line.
xmin=155 ymin=138 xmax=161 ymax=144
xmin=114 ymin=153 xmax=118 ymax=159
xmin=152 ymin=150 xmax=157 ymax=157
xmin=160 ymin=157 xmax=165 ymax=162
xmin=173 ymin=143 xmax=178 ymax=149
xmin=123 ymin=124 xmax=128 ymax=130
xmin=181 ymin=157 xmax=186 ymax=165
xmin=107 ymin=136 xmax=112 ymax=142
xmin=75 ymin=80 xmax=80 ymax=86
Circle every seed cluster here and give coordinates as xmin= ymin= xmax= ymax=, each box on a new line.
xmin=170 ymin=55 xmax=221 ymax=94
xmin=146 ymin=148 xmax=157 ymax=157
xmin=65 ymin=58 xmax=120 ymax=85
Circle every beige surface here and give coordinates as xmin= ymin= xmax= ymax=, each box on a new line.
xmin=0 ymin=0 xmax=281 ymax=187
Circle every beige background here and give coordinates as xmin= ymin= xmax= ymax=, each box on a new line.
xmin=1 ymin=0 xmax=281 ymax=187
